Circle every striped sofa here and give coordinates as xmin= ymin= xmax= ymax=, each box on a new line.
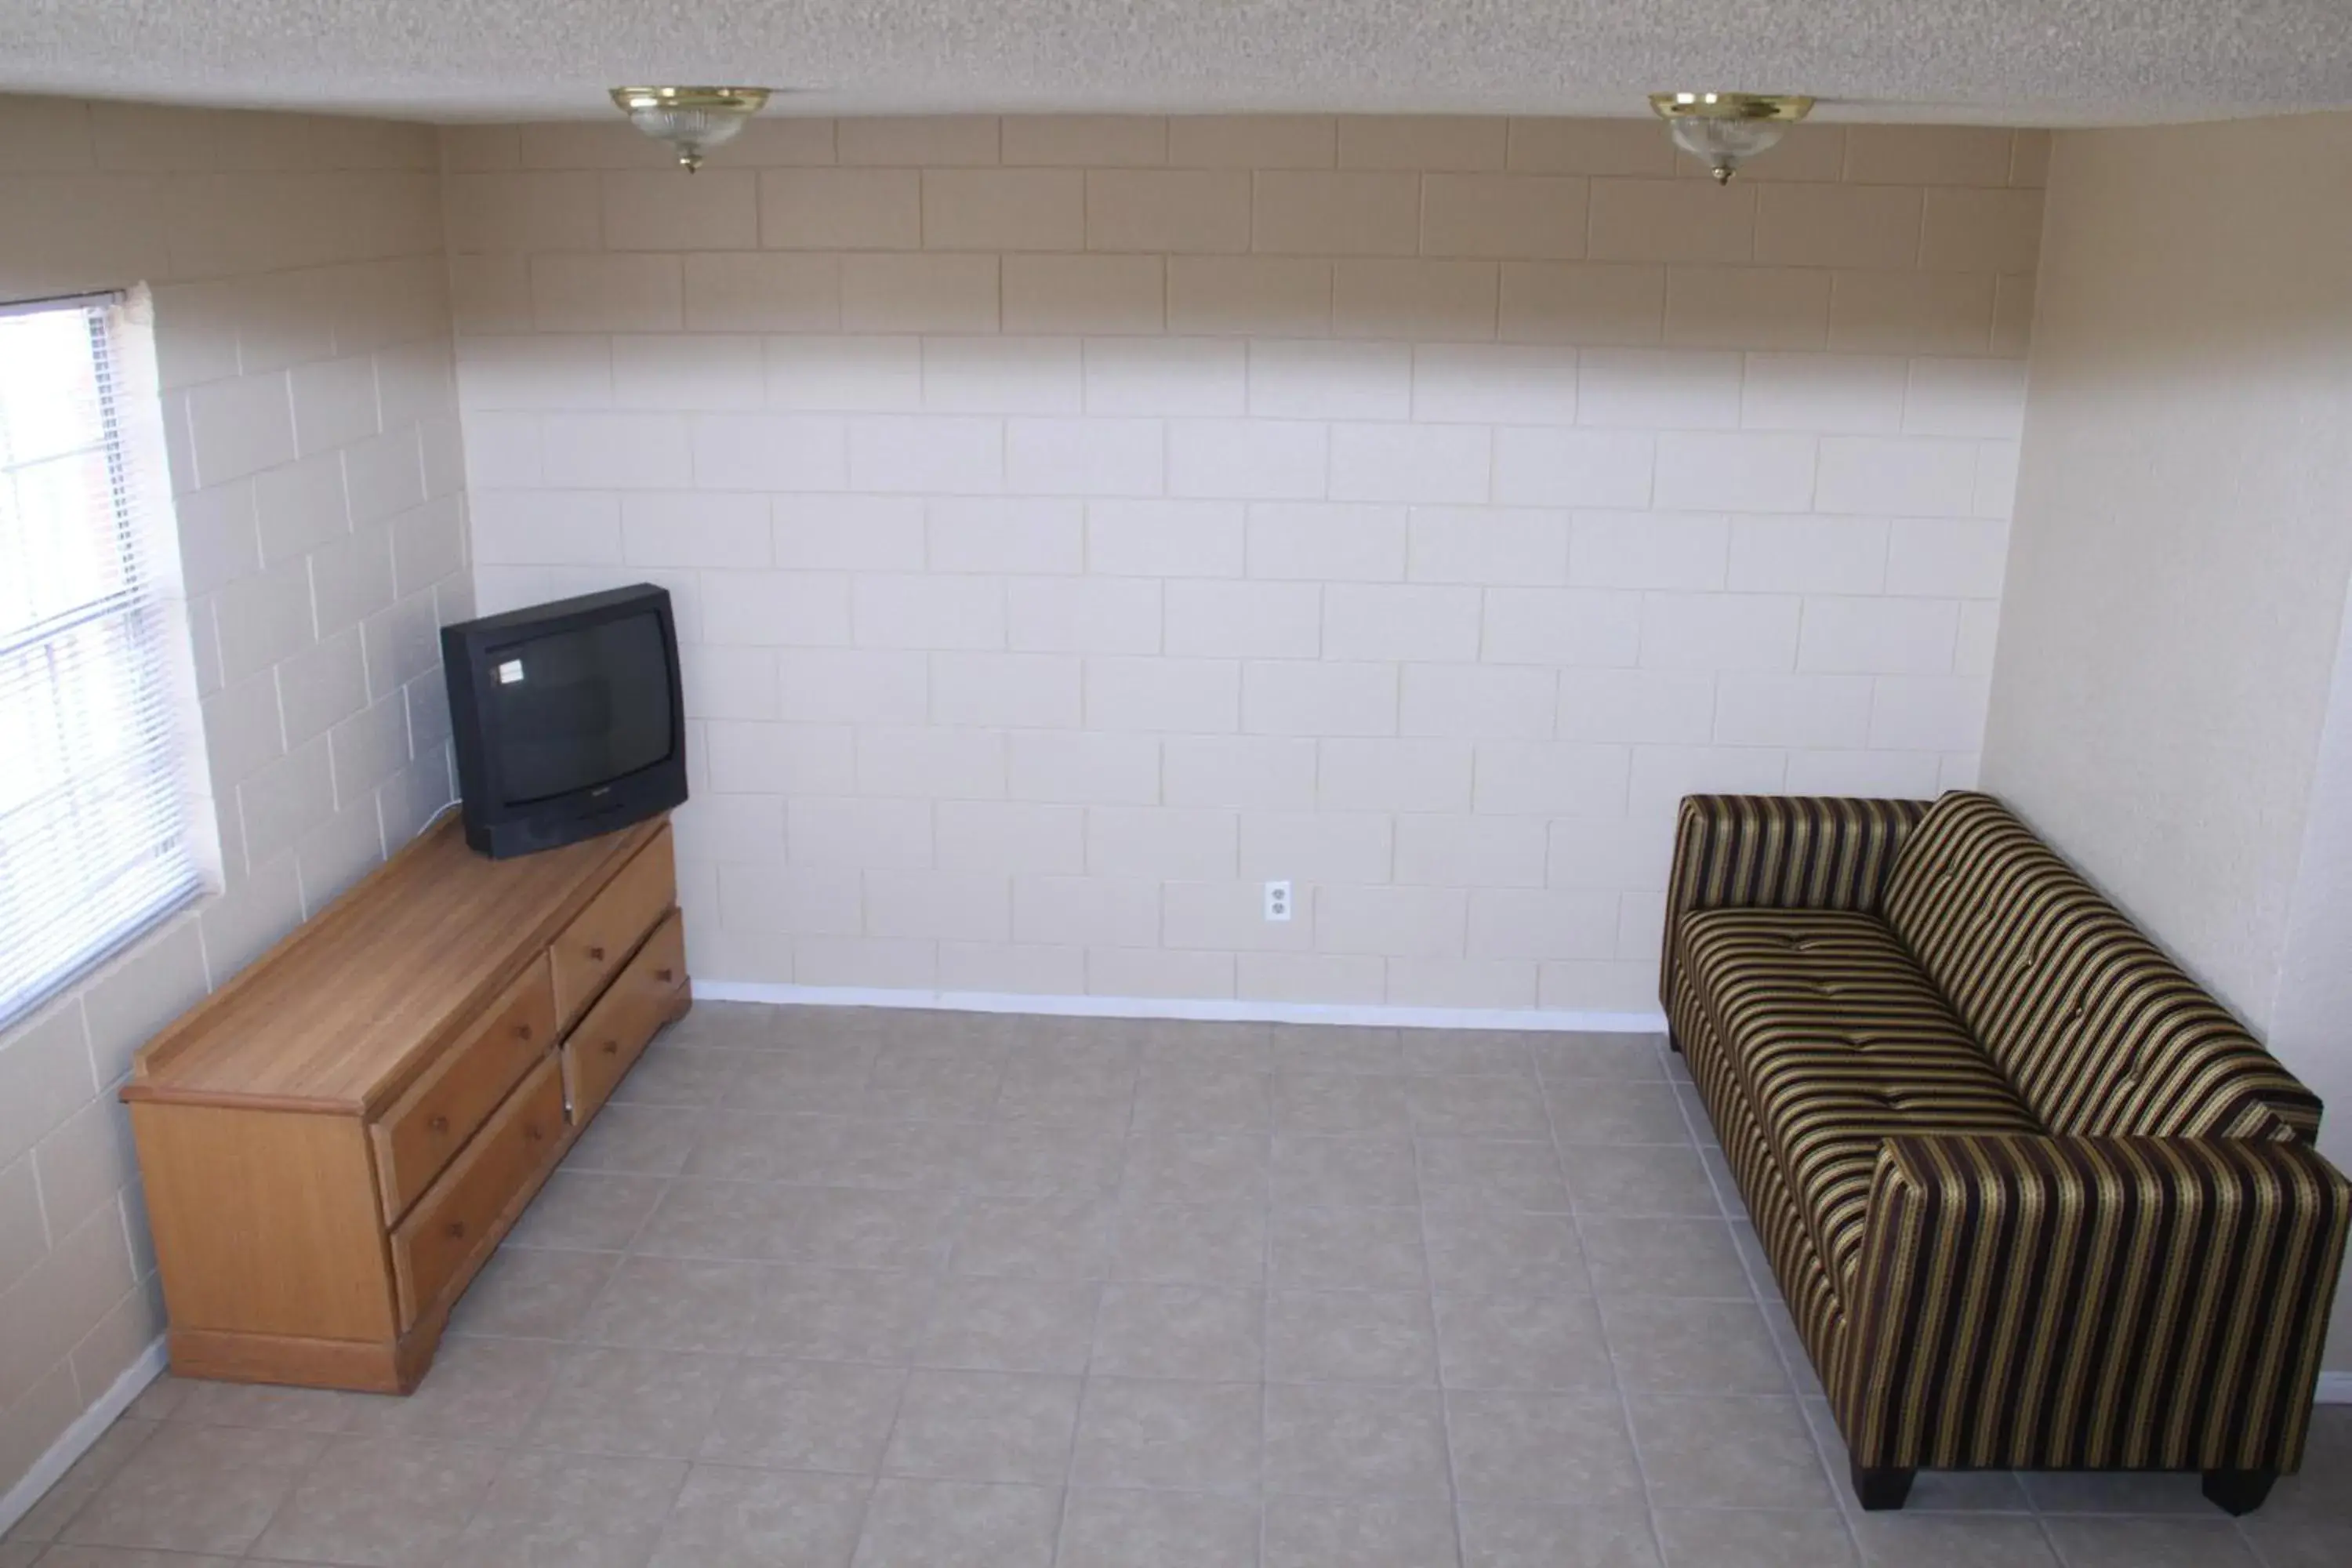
xmin=1661 ymin=789 xmax=2350 ymax=1515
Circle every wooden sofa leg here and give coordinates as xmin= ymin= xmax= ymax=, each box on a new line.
xmin=1849 ymin=1462 xmax=1915 ymax=1511
xmin=2201 ymin=1468 xmax=2278 ymax=1515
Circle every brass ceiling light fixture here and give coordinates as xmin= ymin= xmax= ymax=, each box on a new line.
xmin=610 ymin=86 xmax=774 ymax=171
xmin=1649 ymin=92 xmax=1815 ymax=183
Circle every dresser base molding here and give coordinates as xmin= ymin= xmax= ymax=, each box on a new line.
xmin=166 ymin=1327 xmax=420 ymax=1396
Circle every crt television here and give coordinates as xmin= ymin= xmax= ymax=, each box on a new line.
xmin=441 ymin=584 xmax=689 ymax=858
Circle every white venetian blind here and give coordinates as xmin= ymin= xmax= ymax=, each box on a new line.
xmin=0 ymin=294 xmax=201 ymax=1027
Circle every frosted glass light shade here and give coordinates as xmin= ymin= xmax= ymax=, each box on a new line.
xmin=1649 ymin=92 xmax=1815 ymax=183
xmin=610 ymin=87 xmax=772 ymax=171
xmin=1668 ymin=117 xmax=1789 ymax=178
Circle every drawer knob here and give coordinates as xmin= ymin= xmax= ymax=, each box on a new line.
xmin=655 ymin=967 xmax=675 ymax=983
xmin=427 ymin=1114 xmax=450 ymax=1135
xmin=588 ymin=944 xmax=607 ymax=961
xmin=445 ymin=1219 xmax=467 ymax=1241
xmin=601 ymin=1039 xmax=619 ymax=1056
xmin=526 ymin=1122 xmax=546 ymax=1144
xmin=516 ymin=1023 xmax=534 ymax=1042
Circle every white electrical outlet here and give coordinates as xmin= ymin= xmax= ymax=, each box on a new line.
xmin=1264 ymin=880 xmax=1292 ymax=922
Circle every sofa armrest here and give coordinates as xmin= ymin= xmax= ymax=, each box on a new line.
xmin=1659 ymin=794 xmax=1929 ymax=1014
xmin=1839 ymin=1132 xmax=2351 ymax=1473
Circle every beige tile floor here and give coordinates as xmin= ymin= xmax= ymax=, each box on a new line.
xmin=7 ymin=1004 xmax=2349 ymax=1567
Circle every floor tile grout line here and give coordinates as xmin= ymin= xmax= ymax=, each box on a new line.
xmin=2019 ymin=1494 xmax=2073 ymax=1562
xmin=13 ymin=1410 xmax=161 ymax=1550
xmin=1661 ymin=1036 xmax=1966 ymax=1560
xmin=1047 ymin=1039 xmax=1139 ymax=1568
xmin=1535 ymin=1033 xmax=1661 ymax=1559
xmin=220 ymin=1388 xmax=374 ymax=1562
xmin=1578 ymin=1034 xmax=1864 ymax=1559
xmin=1420 ymin=1032 xmax=1494 ymax=1568
xmin=681 ymin=1006 xmax=886 ymax=1554
xmin=1655 ymin=1044 xmax=1817 ymax=1407
xmin=1663 ymin=1039 xmax=2081 ymax=1551
xmin=426 ymin=1326 xmax=575 ymax=1555
xmin=1258 ymin=1019 xmax=1276 ymax=1568
xmin=851 ymin=1253 xmax=935 ymax=1563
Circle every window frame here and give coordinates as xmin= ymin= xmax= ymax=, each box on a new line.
xmin=0 ymin=286 xmax=211 ymax=1032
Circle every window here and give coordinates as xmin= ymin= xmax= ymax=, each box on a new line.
xmin=0 ymin=293 xmax=201 ymax=1027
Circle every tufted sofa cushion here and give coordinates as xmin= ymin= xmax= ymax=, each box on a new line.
xmin=1678 ymin=906 xmax=2042 ymax=1294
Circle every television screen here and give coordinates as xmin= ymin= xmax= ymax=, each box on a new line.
xmin=486 ymin=612 xmax=675 ymax=806
xmin=442 ymin=583 xmax=688 ymax=858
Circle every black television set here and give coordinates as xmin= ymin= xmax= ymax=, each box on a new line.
xmin=440 ymin=584 xmax=689 ymax=858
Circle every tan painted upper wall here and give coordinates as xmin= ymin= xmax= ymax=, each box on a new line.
xmin=1982 ymin=112 xmax=2352 ymax=1035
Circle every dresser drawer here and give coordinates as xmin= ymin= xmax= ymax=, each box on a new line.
xmin=371 ymin=957 xmax=556 ymax=1223
xmin=550 ymin=826 xmax=675 ymax=1029
xmin=563 ymin=908 xmax=686 ymax=1127
xmin=390 ymin=1054 xmax=564 ymax=1330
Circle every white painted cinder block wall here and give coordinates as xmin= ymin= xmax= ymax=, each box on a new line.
xmin=448 ymin=114 xmax=2045 ymax=1013
xmin=0 ymin=96 xmax=469 ymax=1503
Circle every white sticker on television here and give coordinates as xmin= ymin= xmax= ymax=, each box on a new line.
xmin=497 ymin=659 xmax=525 ymax=684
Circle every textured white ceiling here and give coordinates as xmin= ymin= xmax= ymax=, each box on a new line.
xmin=0 ymin=1 xmax=2347 ymax=125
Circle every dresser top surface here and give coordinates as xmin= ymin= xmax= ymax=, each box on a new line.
xmin=125 ymin=815 xmax=666 ymax=1114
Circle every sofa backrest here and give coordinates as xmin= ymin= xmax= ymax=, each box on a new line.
xmin=1882 ymin=792 xmax=2321 ymax=1143
xmin=1660 ymin=793 xmax=1933 ymax=1031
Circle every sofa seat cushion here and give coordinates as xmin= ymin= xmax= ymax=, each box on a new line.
xmin=1679 ymin=906 xmax=2044 ymax=1294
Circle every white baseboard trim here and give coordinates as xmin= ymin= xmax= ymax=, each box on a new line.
xmin=693 ymin=980 xmax=1667 ymax=1036
xmin=0 ymin=1334 xmax=166 ymax=1537
xmin=2317 ymin=1371 xmax=2352 ymax=1404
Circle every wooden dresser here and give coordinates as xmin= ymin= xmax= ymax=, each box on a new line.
xmin=122 ymin=814 xmax=688 ymax=1393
